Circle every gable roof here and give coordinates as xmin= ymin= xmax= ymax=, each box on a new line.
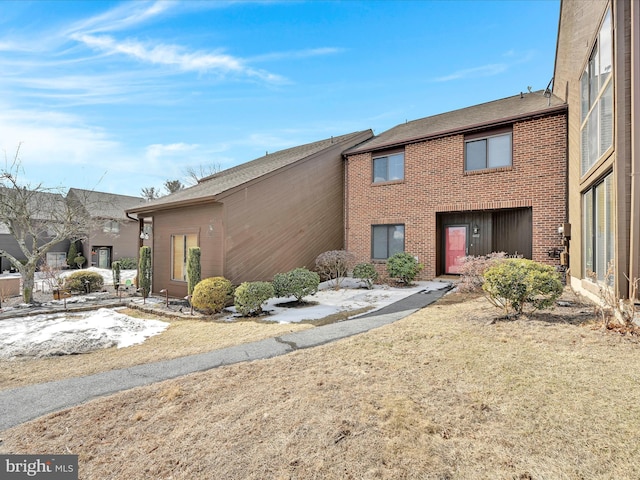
xmin=0 ymin=187 xmax=68 ymax=222
xmin=346 ymin=91 xmax=567 ymax=155
xmin=128 ymin=130 xmax=372 ymax=214
xmin=67 ymin=188 xmax=146 ymax=220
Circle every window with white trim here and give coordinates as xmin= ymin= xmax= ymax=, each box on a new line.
xmin=103 ymin=220 xmax=120 ymax=234
xmin=580 ymin=8 xmax=612 ymax=175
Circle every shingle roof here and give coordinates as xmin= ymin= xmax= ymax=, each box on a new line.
xmin=346 ymin=91 xmax=567 ymax=154
xmin=128 ymin=130 xmax=372 ymax=214
xmin=67 ymin=188 xmax=146 ymax=220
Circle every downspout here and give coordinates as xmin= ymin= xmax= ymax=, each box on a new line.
xmin=629 ymin=0 xmax=640 ymax=297
xmin=343 ymin=154 xmax=349 ymax=250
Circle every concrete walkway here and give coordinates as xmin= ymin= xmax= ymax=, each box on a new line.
xmin=0 ymin=285 xmax=451 ymax=431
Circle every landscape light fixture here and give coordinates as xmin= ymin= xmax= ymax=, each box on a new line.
xmin=160 ymin=289 xmax=169 ymax=308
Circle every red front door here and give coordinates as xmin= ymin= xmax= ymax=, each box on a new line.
xmin=445 ymin=226 xmax=467 ymax=274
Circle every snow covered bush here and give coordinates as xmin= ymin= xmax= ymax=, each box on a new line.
xmin=315 ymin=250 xmax=356 ymax=287
xmin=352 ymin=262 xmax=378 ymax=289
xmin=64 ymin=271 xmax=104 ymax=292
xmin=386 ymin=252 xmax=423 ymax=285
xmin=234 ymin=281 xmax=274 ymax=316
xmin=482 ymin=258 xmax=563 ymax=315
xmin=273 ymin=267 xmax=320 ymax=302
xmin=191 ymin=277 xmax=233 ymax=315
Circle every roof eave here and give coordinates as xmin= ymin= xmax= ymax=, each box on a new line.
xmin=346 ymin=104 xmax=568 ymax=155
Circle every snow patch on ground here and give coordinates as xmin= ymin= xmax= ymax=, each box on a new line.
xmin=226 ymin=279 xmax=451 ymax=324
xmin=0 ymin=308 xmax=168 ymax=359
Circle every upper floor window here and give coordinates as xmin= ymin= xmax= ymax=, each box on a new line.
xmin=580 ymin=8 xmax=612 ymax=175
xmin=373 ymin=152 xmax=404 ymax=183
xmin=103 ymin=220 xmax=120 ymax=234
xmin=465 ymin=132 xmax=512 ymax=171
xmin=372 ymin=224 xmax=405 ymax=259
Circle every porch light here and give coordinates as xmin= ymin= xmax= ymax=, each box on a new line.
xmin=472 ymin=224 xmax=480 ymax=235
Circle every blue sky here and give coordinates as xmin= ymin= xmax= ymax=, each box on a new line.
xmin=0 ymin=0 xmax=560 ymax=197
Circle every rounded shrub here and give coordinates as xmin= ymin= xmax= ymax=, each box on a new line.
xmin=482 ymin=258 xmax=563 ymax=315
xmin=352 ymin=262 xmax=378 ymax=289
xmin=234 ymin=281 xmax=275 ymax=316
xmin=191 ymin=276 xmax=233 ymax=315
xmin=386 ymin=252 xmax=423 ymax=285
xmin=64 ymin=270 xmax=104 ymax=292
xmin=273 ymin=267 xmax=320 ymax=302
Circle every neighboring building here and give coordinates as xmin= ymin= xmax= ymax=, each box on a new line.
xmin=0 ymin=190 xmax=70 ymax=271
xmin=127 ymin=131 xmax=373 ymax=298
xmin=66 ymin=188 xmax=146 ymax=269
xmin=553 ymin=0 xmax=639 ymax=298
xmin=344 ymin=92 xmax=568 ymax=279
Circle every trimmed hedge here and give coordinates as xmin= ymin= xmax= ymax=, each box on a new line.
xmin=234 ymin=281 xmax=274 ymax=316
xmin=191 ymin=277 xmax=233 ymax=315
xmin=386 ymin=252 xmax=423 ymax=285
xmin=352 ymin=262 xmax=378 ymax=289
xmin=483 ymin=258 xmax=563 ymax=315
xmin=64 ymin=271 xmax=104 ymax=292
xmin=273 ymin=267 xmax=320 ymax=302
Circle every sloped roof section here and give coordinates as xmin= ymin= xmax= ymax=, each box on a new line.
xmin=67 ymin=188 xmax=146 ymax=220
xmin=347 ymin=91 xmax=567 ymax=154
xmin=129 ymin=130 xmax=372 ymax=214
xmin=0 ymin=187 xmax=67 ymax=222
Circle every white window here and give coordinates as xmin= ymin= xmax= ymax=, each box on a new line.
xmin=103 ymin=220 xmax=120 ymax=234
xmin=373 ymin=152 xmax=404 ymax=183
xmin=465 ymin=133 xmax=512 ymax=171
xmin=580 ymin=9 xmax=612 ymax=175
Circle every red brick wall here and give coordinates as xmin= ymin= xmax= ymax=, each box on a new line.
xmin=345 ymin=112 xmax=568 ymax=279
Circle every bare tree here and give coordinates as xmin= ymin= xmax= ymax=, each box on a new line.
xmin=163 ymin=179 xmax=184 ymax=194
xmin=183 ymin=163 xmax=222 ymax=186
xmin=0 ymin=146 xmax=93 ymax=303
xmin=140 ymin=186 xmax=160 ymax=201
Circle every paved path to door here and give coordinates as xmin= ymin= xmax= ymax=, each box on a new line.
xmin=0 ymin=285 xmax=451 ymax=431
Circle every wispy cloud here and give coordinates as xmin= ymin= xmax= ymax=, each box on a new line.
xmin=433 ymin=63 xmax=508 ymax=82
xmin=250 ymin=47 xmax=345 ymax=63
xmin=65 ymin=0 xmax=176 ymax=35
xmin=72 ymin=34 xmax=288 ymax=83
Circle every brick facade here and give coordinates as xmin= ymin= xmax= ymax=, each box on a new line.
xmin=345 ymin=111 xmax=568 ymax=280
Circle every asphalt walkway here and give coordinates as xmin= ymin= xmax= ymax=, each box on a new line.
xmin=0 ymin=283 xmax=452 ymax=431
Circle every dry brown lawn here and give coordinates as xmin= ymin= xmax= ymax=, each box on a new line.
xmin=2 ymin=292 xmax=640 ymax=479
xmin=1 ymin=309 xmax=312 ymax=390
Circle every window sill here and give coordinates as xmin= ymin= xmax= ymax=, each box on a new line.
xmin=464 ymin=166 xmax=512 ymax=176
xmin=371 ymin=179 xmax=405 ymax=186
